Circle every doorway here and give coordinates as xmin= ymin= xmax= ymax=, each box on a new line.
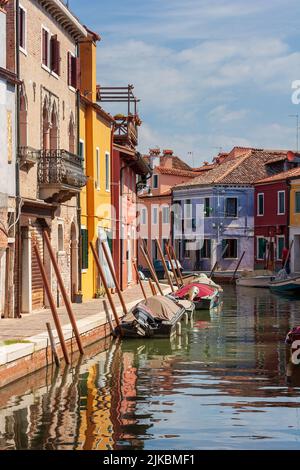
xmin=294 ymin=235 xmax=300 ymax=272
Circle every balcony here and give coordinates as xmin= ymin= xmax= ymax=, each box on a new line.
xmin=38 ymin=149 xmax=87 ymax=203
xmin=113 ymin=114 xmax=140 ymax=149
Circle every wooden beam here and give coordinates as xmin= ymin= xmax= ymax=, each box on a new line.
xmin=231 ymin=251 xmax=246 ymax=282
xmin=165 ymin=242 xmax=180 ymax=289
xmin=168 ymin=242 xmax=184 ymax=286
xmin=133 ymin=260 xmax=147 ymax=300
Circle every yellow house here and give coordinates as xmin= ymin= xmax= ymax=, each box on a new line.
xmin=290 ymin=176 xmax=300 ymax=273
xmin=79 ymin=29 xmax=115 ymax=301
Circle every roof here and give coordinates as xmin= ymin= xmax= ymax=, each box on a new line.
xmin=38 ymin=0 xmax=87 ymax=40
xmin=256 ymin=166 xmax=300 ymax=184
xmin=155 ymin=166 xmax=200 ymax=178
xmin=174 ymin=149 xmax=289 ymax=190
xmin=143 ymin=154 xmax=193 ymax=171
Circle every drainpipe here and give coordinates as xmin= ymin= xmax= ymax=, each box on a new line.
xmin=76 ymin=44 xmax=82 ymax=295
xmin=15 ymin=0 xmax=21 ymax=318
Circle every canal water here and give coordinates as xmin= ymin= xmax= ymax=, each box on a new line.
xmin=1 ymin=286 xmax=300 ymax=450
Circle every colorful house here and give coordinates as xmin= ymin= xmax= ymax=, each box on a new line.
xmin=0 ymin=1 xmax=20 ymax=317
xmin=138 ymin=149 xmax=201 ymax=268
xmin=290 ymin=171 xmax=300 ymax=273
xmin=254 ymin=173 xmax=291 ymax=271
xmin=173 ymin=148 xmax=289 ymax=273
xmin=79 ymin=29 xmax=115 ymax=301
xmin=7 ymin=0 xmax=87 ymax=315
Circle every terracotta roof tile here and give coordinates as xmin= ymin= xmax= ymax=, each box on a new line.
xmin=155 ymin=166 xmax=200 ymax=177
xmin=256 ymin=166 xmax=300 ymax=184
xmin=174 ymin=149 xmax=289 ymax=189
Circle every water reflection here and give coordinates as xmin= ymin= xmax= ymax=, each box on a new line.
xmin=1 ymin=286 xmax=300 ymax=450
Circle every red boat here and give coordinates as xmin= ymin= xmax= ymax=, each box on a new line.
xmin=172 ymin=282 xmax=221 ymax=310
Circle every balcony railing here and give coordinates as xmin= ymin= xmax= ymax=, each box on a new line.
xmin=38 ymin=149 xmax=86 ymax=188
xmin=114 ymin=115 xmax=139 ymax=148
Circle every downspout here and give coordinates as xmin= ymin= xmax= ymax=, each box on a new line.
xmin=15 ymin=0 xmax=21 ymax=317
xmin=76 ymin=44 xmax=82 ymax=295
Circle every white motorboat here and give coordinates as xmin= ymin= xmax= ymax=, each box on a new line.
xmin=236 ymin=270 xmax=275 ymax=288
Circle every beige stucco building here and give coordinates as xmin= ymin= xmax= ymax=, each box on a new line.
xmin=6 ymin=0 xmax=87 ymax=315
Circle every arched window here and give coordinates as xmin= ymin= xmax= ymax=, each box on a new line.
xmin=69 ymin=114 xmax=75 ymax=154
xmin=42 ymin=98 xmax=49 ymax=151
xmin=50 ymin=104 xmax=58 ymax=151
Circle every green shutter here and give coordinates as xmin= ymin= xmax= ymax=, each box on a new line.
xmin=296 ymin=192 xmax=300 ymax=213
xmin=81 ymin=229 xmax=88 ymax=270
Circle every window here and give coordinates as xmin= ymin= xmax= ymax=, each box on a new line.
xmin=204 ymin=198 xmax=211 ymax=217
xmin=141 ymin=208 xmax=147 ymax=225
xmin=295 ymin=192 xmax=300 ymax=213
xmin=257 ymin=193 xmax=264 ymax=216
xmin=222 ymin=239 xmax=238 ymax=259
xmin=162 ymin=238 xmax=168 ymax=256
xmin=152 ymin=240 xmax=158 ymax=261
xmin=105 ymin=152 xmax=110 ymax=191
xmin=153 ymin=174 xmax=159 ymax=189
xmin=79 ymin=140 xmax=85 ymax=169
xmin=153 ymin=207 xmax=158 ymax=225
xmin=68 ymin=52 xmax=80 ymax=89
xmin=184 ymin=240 xmax=191 ymax=258
xmin=96 ymin=148 xmax=100 ymax=190
xmin=42 ymin=27 xmax=50 ymax=68
xmin=225 ymin=197 xmax=238 ymax=218
xmin=19 ymin=6 xmax=26 ymax=52
xmin=277 ymin=236 xmax=285 ymax=260
xmin=257 ymin=237 xmax=267 ymax=260
xmin=200 ymin=239 xmax=211 ymax=259
xmin=185 ymin=199 xmax=192 ymax=219
xmin=278 ymin=191 xmax=285 ymax=215
xmin=162 ymin=206 xmax=170 ymax=224
xmin=81 ymin=228 xmax=88 ymax=270
xmin=58 ymin=224 xmax=64 ymax=252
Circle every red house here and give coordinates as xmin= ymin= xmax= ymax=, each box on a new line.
xmin=98 ymin=86 xmax=151 ymax=290
xmin=254 ymin=173 xmax=290 ymax=271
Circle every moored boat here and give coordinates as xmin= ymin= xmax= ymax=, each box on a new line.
xmin=236 ymin=270 xmax=275 ymax=288
xmin=114 ymin=295 xmax=189 ymax=339
xmin=172 ymin=282 xmax=221 ymax=310
xmin=269 ymin=275 xmax=300 ymax=295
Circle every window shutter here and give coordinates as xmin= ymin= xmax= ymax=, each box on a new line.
xmin=42 ymin=29 xmax=48 ymax=66
xmin=74 ymin=57 xmax=81 ymax=90
xmin=56 ymin=41 xmax=61 ymax=76
xmin=81 ymin=229 xmax=88 ymax=270
xmin=50 ymin=36 xmax=56 ymax=72
xmin=68 ymin=52 xmax=72 ymax=86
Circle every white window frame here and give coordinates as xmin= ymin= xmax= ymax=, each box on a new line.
xmin=225 ymin=197 xmax=238 ymax=218
xmin=153 ymin=174 xmax=159 ymax=189
xmin=105 ymin=152 xmax=110 ymax=192
xmin=41 ymin=25 xmax=51 ymax=72
xmin=276 ymin=235 xmax=285 ymax=261
xmin=152 ymin=206 xmax=158 ymax=225
xmin=256 ymin=236 xmax=266 ymax=261
xmin=257 ymin=193 xmax=264 ymax=216
xmin=277 ymin=190 xmax=285 ymax=215
xmin=162 ymin=206 xmax=170 ymax=225
xmin=96 ymin=147 xmax=100 ymax=190
xmin=19 ymin=4 xmax=27 ymax=56
xmin=68 ymin=50 xmax=76 ymax=93
xmin=201 ymin=239 xmax=211 ymax=259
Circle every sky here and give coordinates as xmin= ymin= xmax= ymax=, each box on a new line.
xmin=69 ymin=0 xmax=300 ymax=166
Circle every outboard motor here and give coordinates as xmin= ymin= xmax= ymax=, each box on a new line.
xmin=187 ymin=286 xmax=200 ymax=301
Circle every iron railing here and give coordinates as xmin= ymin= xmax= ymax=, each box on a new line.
xmin=38 ymin=149 xmax=86 ymax=188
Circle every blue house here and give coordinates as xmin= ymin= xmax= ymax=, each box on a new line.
xmin=172 ymin=148 xmax=289 ymax=273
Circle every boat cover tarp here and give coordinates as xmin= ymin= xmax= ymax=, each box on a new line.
xmin=124 ymin=295 xmax=181 ymax=323
xmin=175 ymin=283 xmax=216 ymax=300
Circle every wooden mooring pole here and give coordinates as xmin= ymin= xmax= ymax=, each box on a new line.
xmin=140 ymin=245 xmax=164 ymax=295
xmin=90 ymin=242 xmax=122 ymax=331
xmin=33 ymin=242 xmax=70 ymax=365
xmin=231 ymin=251 xmax=246 ymax=282
xmin=155 ymin=238 xmax=175 ymax=292
xmin=43 ymin=231 xmax=84 ymax=355
xmin=165 ymin=242 xmax=180 ymax=289
xmin=168 ymin=242 xmax=184 ymax=286
xmin=46 ymin=322 xmax=60 ymax=368
xmin=133 ymin=260 xmax=147 ymax=300
xmin=100 ymin=239 xmax=129 ymax=316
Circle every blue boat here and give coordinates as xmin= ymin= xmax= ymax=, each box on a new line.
xmin=269 ymin=276 xmax=300 ymax=296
